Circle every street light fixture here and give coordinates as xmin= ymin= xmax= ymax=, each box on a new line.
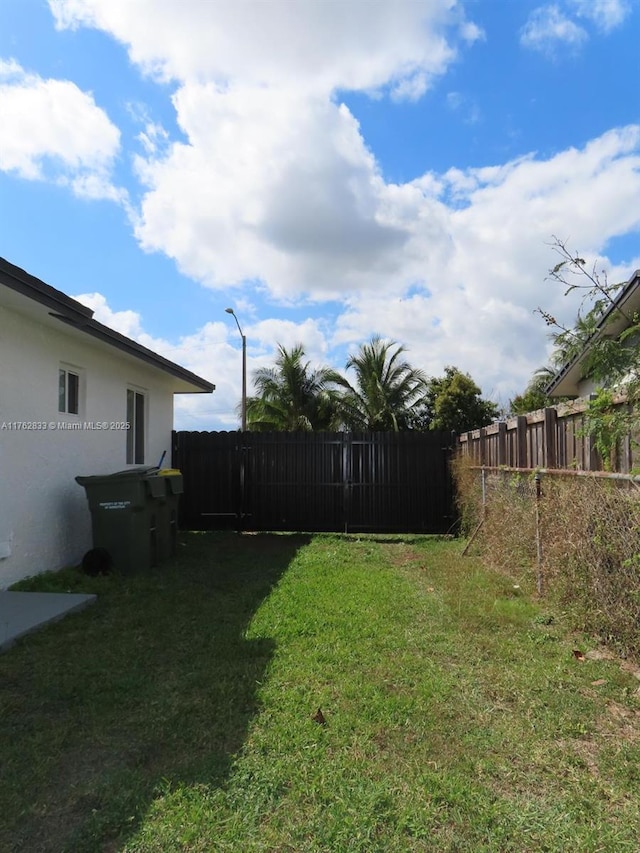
xmin=225 ymin=308 xmax=247 ymax=432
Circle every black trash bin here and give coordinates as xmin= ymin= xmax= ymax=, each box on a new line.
xmin=76 ymin=467 xmax=166 ymax=573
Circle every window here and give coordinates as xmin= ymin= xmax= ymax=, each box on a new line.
xmin=58 ymin=367 xmax=80 ymax=414
xmin=126 ymin=389 xmax=145 ymax=464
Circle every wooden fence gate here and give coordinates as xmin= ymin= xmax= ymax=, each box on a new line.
xmin=172 ymin=430 xmax=455 ymax=534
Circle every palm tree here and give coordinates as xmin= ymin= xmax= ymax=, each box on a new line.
xmin=509 ymin=365 xmax=558 ymax=415
xmin=246 ymin=344 xmax=339 ymax=431
xmin=329 ymin=336 xmax=427 ymax=431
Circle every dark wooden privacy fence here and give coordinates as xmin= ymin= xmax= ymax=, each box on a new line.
xmin=172 ymin=430 xmax=455 ymax=534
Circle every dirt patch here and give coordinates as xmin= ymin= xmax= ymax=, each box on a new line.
xmin=601 ymin=701 xmax=640 ymax=743
xmin=583 ymin=646 xmax=640 ymax=688
xmin=382 ymin=543 xmax=426 ymax=570
xmin=569 ymin=738 xmax=602 ymax=778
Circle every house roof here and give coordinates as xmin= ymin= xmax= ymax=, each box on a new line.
xmin=546 ymin=268 xmax=640 ymax=398
xmin=0 ymin=257 xmax=215 ymax=394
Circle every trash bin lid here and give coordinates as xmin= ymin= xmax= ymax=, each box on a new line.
xmin=108 ymin=466 xmax=160 ymax=478
xmin=76 ymin=466 xmax=159 ymax=486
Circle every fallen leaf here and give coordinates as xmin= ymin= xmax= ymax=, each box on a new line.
xmin=573 ymin=650 xmax=585 ymax=661
xmin=312 ymin=708 xmax=326 ymax=725
xmin=591 ymin=679 xmax=607 ymax=687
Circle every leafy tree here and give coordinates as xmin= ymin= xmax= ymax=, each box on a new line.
xmin=509 ymin=366 xmax=558 ymax=415
xmin=329 ymin=336 xmax=427 ymax=431
xmin=246 ymin=344 xmax=339 ymax=431
xmin=415 ymin=366 xmax=499 ymax=433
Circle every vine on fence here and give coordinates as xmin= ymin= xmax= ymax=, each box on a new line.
xmin=580 ymin=389 xmax=635 ymax=471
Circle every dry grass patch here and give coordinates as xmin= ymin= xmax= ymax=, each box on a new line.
xmin=455 ymin=455 xmax=640 ymax=657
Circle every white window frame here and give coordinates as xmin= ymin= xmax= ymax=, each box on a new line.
xmin=58 ymin=364 xmax=84 ymax=416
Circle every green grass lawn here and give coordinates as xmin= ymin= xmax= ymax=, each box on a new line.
xmin=1 ymin=532 xmax=639 ymax=852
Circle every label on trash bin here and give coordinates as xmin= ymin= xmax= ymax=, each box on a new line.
xmin=98 ymin=500 xmax=132 ymax=510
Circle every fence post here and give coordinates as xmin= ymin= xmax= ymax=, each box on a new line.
xmin=516 ymin=416 xmax=528 ymax=468
xmin=478 ymin=428 xmax=487 ymax=466
xmin=497 ymin=421 xmax=507 ymax=466
xmin=543 ymin=408 xmax=557 ymax=469
xmin=586 ymin=432 xmax=600 ymax=471
xmin=534 ymin=472 xmax=543 ymax=595
xmin=622 ymin=406 xmax=633 ymax=473
xmin=462 ymin=466 xmax=486 ymax=557
xmin=457 ymin=432 xmax=466 ymax=459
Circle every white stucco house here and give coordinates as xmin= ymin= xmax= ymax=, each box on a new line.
xmin=0 ymin=257 xmax=215 ymax=588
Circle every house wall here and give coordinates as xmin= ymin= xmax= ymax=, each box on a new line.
xmin=576 ymin=376 xmax=597 ymax=397
xmin=0 ymin=303 xmax=177 ymax=587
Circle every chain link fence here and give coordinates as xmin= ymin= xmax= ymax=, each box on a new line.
xmin=454 ymin=456 xmax=640 ymax=658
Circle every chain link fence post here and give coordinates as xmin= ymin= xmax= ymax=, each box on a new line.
xmin=534 ymin=471 xmax=543 ymax=595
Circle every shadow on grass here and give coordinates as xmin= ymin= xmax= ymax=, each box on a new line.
xmin=0 ymin=531 xmax=309 ymax=852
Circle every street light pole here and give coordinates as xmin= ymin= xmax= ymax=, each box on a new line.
xmin=225 ymin=308 xmax=247 ymax=432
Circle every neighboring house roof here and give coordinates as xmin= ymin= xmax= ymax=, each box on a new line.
xmin=546 ymin=268 xmax=640 ymax=398
xmin=0 ymin=257 xmax=215 ymax=394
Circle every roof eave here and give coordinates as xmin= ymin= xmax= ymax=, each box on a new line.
xmin=0 ymin=257 xmax=94 ymax=323
xmin=0 ymin=257 xmax=215 ymax=394
xmin=545 ymin=268 xmax=640 ymax=398
xmin=51 ymin=312 xmax=215 ymax=393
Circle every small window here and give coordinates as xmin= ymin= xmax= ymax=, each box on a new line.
xmin=59 ymin=368 xmax=80 ymax=414
xmin=126 ymin=389 xmax=145 ymax=464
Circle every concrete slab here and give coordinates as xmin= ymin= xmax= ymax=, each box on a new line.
xmin=0 ymin=591 xmax=97 ymax=653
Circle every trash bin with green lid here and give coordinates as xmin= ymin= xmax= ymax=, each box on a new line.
xmin=75 ymin=467 xmax=166 ymax=574
xmin=156 ymin=469 xmax=183 ymax=561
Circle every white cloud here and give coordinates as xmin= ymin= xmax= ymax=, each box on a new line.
xmin=74 ymin=112 xmax=640 ymax=425
xmin=41 ymin=1 xmax=640 ymax=417
xmin=141 ymin=112 xmax=639 ymax=420
xmin=570 ymin=0 xmax=630 ymax=32
xmin=328 ymin=126 xmax=640 ymax=404
xmin=460 ymin=20 xmax=486 ymax=44
xmin=521 ymin=0 xmax=630 ymax=53
xmin=49 ymin=0 xmax=475 ymax=94
xmin=520 ymin=5 xmax=589 ymax=53
xmin=446 ymin=91 xmax=481 ymax=124
xmin=390 ymin=71 xmax=430 ymax=103
xmin=132 ymin=86 xmax=407 ymax=297
xmin=134 ymin=114 xmax=640 ymax=410
xmin=74 ymin=292 xmax=148 ymax=339
xmin=250 ymin=318 xmax=329 ymax=357
xmin=136 ymin=122 xmax=169 ymax=157
xmin=43 ymin=0 xmax=479 ymax=301
xmin=0 ymin=59 xmax=122 ymax=200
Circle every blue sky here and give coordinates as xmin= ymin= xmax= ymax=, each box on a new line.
xmin=1 ymin=0 xmax=639 ymax=429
